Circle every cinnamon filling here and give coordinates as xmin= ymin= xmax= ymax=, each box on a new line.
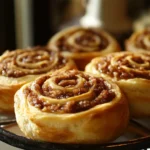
xmin=56 ymin=29 xmax=108 ymax=52
xmin=97 ymin=53 xmax=150 ymax=79
xmin=24 ymin=71 xmax=115 ymax=113
xmin=135 ymin=29 xmax=150 ymax=50
xmin=0 ymin=47 xmax=66 ymax=77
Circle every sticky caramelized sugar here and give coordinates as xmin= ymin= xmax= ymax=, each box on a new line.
xmin=97 ymin=52 xmax=150 ymax=79
xmin=24 ymin=70 xmax=115 ymax=113
xmin=135 ymin=29 xmax=150 ymax=50
xmin=56 ymin=29 xmax=108 ymax=52
xmin=0 ymin=47 xmax=67 ymax=77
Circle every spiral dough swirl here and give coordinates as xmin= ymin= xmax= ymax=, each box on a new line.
xmin=0 ymin=47 xmax=68 ymax=77
xmin=50 ymin=27 xmax=109 ymax=53
xmin=91 ymin=52 xmax=150 ymax=80
xmin=135 ymin=29 xmax=150 ymax=50
xmin=126 ymin=28 xmax=150 ymax=51
xmin=23 ymin=70 xmax=116 ymax=113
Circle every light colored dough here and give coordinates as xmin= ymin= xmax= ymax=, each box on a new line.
xmin=126 ymin=28 xmax=150 ymax=52
xmin=0 ymin=47 xmax=76 ymax=112
xmin=86 ymin=51 xmax=150 ymax=117
xmin=48 ymin=26 xmax=121 ymax=70
xmin=14 ymin=70 xmax=129 ymax=144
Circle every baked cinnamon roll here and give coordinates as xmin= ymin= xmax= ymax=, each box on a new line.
xmin=14 ymin=70 xmax=129 ymax=144
xmin=86 ymin=51 xmax=150 ymax=117
xmin=0 ymin=47 xmax=76 ymax=112
xmin=126 ymin=28 xmax=150 ymax=52
xmin=48 ymin=26 xmax=121 ymax=70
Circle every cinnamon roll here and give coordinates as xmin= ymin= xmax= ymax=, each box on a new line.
xmin=48 ymin=26 xmax=121 ymax=70
xmin=86 ymin=51 xmax=150 ymax=117
xmin=0 ymin=47 xmax=76 ymax=112
xmin=126 ymin=28 xmax=150 ymax=52
xmin=14 ymin=70 xmax=129 ymax=144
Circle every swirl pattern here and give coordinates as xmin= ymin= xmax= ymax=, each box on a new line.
xmin=15 ymin=69 xmax=129 ymax=143
xmin=89 ymin=52 xmax=150 ymax=80
xmin=126 ymin=28 xmax=150 ymax=51
xmin=51 ymin=28 xmax=108 ymax=52
xmin=48 ymin=26 xmax=121 ymax=53
xmin=86 ymin=51 xmax=150 ymax=117
xmin=0 ymin=47 xmax=72 ymax=77
xmin=48 ymin=27 xmax=121 ymax=70
xmin=23 ymin=70 xmax=116 ymax=113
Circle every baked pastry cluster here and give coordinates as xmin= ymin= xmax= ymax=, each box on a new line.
xmin=86 ymin=51 xmax=150 ymax=117
xmin=15 ymin=70 xmax=129 ymax=144
xmin=0 ymin=47 xmax=76 ymax=112
xmin=48 ymin=26 xmax=121 ymax=70
xmin=2 ymin=25 xmax=149 ymax=144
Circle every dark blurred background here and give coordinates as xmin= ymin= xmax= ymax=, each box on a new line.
xmin=0 ymin=0 xmax=150 ymax=53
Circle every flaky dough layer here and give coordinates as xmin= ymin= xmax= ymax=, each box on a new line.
xmin=48 ymin=26 xmax=121 ymax=70
xmin=15 ymin=70 xmax=129 ymax=144
xmin=86 ymin=51 xmax=150 ymax=117
xmin=0 ymin=47 xmax=76 ymax=112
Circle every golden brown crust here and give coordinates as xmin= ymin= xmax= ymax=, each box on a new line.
xmin=48 ymin=26 xmax=121 ymax=70
xmin=126 ymin=28 xmax=150 ymax=52
xmin=0 ymin=47 xmax=76 ymax=112
xmin=86 ymin=51 xmax=150 ymax=117
xmin=14 ymin=70 xmax=129 ymax=144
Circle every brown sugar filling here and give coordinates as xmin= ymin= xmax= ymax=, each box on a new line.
xmin=135 ymin=29 xmax=150 ymax=50
xmin=97 ymin=53 xmax=150 ymax=79
xmin=0 ymin=47 xmax=66 ymax=77
xmin=24 ymin=71 xmax=115 ymax=113
xmin=56 ymin=29 xmax=108 ymax=52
